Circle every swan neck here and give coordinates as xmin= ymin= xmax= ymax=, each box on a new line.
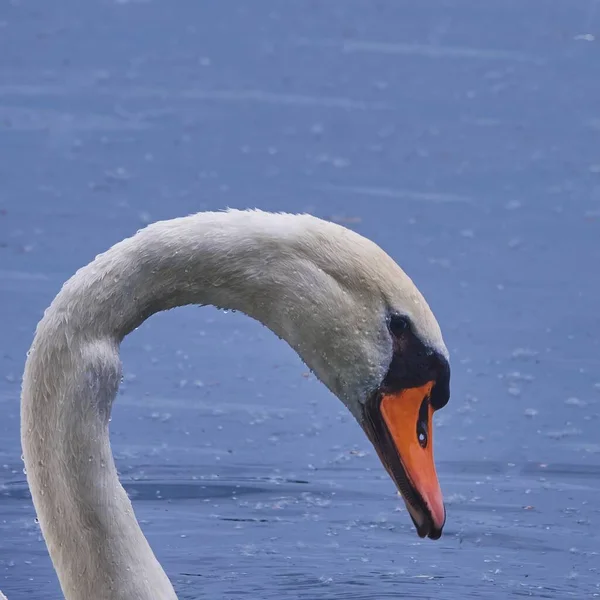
xmin=21 ymin=212 xmax=303 ymax=600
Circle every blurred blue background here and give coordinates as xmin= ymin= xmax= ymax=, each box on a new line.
xmin=0 ymin=1 xmax=599 ymax=598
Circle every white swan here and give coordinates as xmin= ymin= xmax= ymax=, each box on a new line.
xmin=12 ymin=209 xmax=450 ymax=600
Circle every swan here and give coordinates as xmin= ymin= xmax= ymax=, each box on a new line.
xmin=11 ymin=209 xmax=450 ymax=600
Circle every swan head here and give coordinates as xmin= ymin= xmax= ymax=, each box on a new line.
xmin=358 ymin=313 xmax=450 ymax=541
xmin=259 ymin=215 xmax=451 ymax=540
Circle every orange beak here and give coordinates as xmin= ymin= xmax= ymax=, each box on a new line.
xmin=364 ymin=381 xmax=445 ymax=539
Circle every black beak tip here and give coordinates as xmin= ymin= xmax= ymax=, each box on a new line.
xmin=409 ymin=511 xmax=444 ymax=540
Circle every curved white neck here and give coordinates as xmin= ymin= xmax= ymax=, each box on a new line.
xmin=21 ymin=211 xmax=341 ymax=600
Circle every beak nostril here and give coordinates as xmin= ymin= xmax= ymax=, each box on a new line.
xmin=417 ymin=397 xmax=430 ymax=449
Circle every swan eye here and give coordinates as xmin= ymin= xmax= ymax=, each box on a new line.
xmin=389 ymin=314 xmax=410 ymax=336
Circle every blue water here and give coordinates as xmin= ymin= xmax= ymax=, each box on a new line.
xmin=1 ymin=1 xmax=599 ymax=598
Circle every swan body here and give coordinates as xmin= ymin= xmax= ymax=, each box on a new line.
xmin=14 ymin=209 xmax=450 ymax=599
